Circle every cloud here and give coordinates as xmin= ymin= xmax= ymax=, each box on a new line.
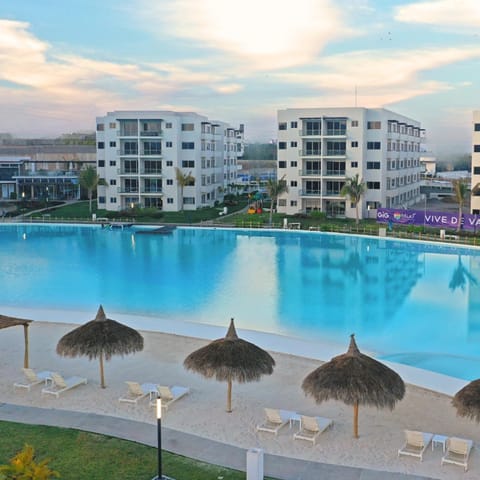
xmin=140 ymin=0 xmax=354 ymax=70
xmin=395 ymin=0 xmax=480 ymax=28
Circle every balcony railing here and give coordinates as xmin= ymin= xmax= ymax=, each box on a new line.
xmin=324 ymin=150 xmax=346 ymax=156
xmin=117 ymin=169 xmax=138 ymax=175
xmin=324 ymin=170 xmax=346 ymax=176
xmin=141 ymin=188 xmax=163 ymax=194
xmin=299 ymin=190 xmax=322 ymax=196
xmin=324 ymin=129 xmax=346 ymax=136
xmin=324 ymin=191 xmax=342 ymax=196
xmin=141 ymin=150 xmax=162 ymax=156
xmin=299 ymin=129 xmax=321 ymax=136
xmin=139 ymin=131 xmax=162 ymax=137
xmin=299 ymin=170 xmax=322 ymax=176
xmin=299 ymin=150 xmax=321 ymax=157
xmin=140 ymin=169 xmax=162 ymax=175
xmin=118 ymin=188 xmax=139 ymax=194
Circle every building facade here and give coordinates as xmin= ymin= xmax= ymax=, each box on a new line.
xmin=95 ymin=111 xmax=244 ymax=212
xmin=276 ymin=107 xmax=424 ymax=219
xmin=471 ymin=110 xmax=480 ymax=214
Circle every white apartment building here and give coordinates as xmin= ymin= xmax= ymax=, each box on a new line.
xmin=276 ymin=107 xmax=424 ymax=219
xmin=471 ymin=110 xmax=480 ymax=214
xmin=96 ymin=111 xmax=244 ymax=212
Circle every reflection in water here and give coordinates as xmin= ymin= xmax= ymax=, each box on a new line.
xmin=2 ymin=225 xmax=480 ymax=379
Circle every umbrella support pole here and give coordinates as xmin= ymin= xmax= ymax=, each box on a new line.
xmin=99 ymin=352 xmax=105 ymax=389
xmin=226 ymin=379 xmax=232 ymax=413
xmin=353 ymin=402 xmax=359 ymax=438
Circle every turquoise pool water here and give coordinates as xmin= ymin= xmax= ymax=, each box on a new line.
xmin=1 ymin=223 xmax=480 ymax=380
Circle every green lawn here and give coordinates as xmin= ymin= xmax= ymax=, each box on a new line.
xmin=0 ymin=421 xmax=253 ymax=480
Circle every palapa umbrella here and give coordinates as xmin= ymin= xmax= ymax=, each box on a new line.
xmin=302 ymin=334 xmax=405 ymax=438
xmin=453 ymin=379 xmax=480 ymax=422
xmin=56 ymin=305 xmax=144 ymax=388
xmin=183 ymin=318 xmax=275 ymax=412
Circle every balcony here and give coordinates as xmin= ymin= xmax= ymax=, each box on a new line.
xmin=324 ymin=150 xmax=346 ymax=157
xmin=139 ymin=131 xmax=162 ymax=137
xmin=141 ymin=188 xmax=163 ymax=194
xmin=118 ymin=188 xmax=139 ymax=194
xmin=323 ymin=170 xmax=346 ymax=177
xmin=323 ymin=190 xmax=343 ymax=197
xmin=117 ymin=168 xmax=138 ymax=176
xmin=299 ymin=170 xmax=322 ymax=176
xmin=299 ymin=129 xmax=321 ymax=137
xmin=299 ymin=190 xmax=322 ymax=197
xmin=299 ymin=150 xmax=321 ymax=157
xmin=140 ymin=169 xmax=162 ymax=176
xmin=324 ymin=129 xmax=346 ymax=137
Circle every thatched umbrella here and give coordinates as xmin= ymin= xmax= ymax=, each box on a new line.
xmin=453 ymin=380 xmax=480 ymax=422
xmin=302 ymin=334 xmax=405 ymax=438
xmin=183 ymin=318 xmax=275 ymax=412
xmin=56 ymin=305 xmax=144 ymax=388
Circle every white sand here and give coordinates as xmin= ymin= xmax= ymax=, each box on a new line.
xmin=1 ymin=321 xmax=478 ymax=479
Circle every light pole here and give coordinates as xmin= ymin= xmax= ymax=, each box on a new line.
xmin=154 ymin=396 xmax=163 ymax=480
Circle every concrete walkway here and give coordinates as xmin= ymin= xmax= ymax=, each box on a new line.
xmin=0 ymin=403 xmax=435 ymax=480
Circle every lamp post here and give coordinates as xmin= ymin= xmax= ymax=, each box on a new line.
xmin=154 ymin=396 xmax=163 ymax=480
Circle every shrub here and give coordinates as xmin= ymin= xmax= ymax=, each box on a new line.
xmin=0 ymin=444 xmax=60 ymax=479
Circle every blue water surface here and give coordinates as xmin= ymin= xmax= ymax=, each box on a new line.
xmin=1 ymin=223 xmax=480 ymax=380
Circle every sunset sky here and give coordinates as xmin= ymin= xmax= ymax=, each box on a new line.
xmin=0 ymin=0 xmax=479 ymax=154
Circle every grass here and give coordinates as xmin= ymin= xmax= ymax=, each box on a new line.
xmin=0 ymin=421 xmax=254 ymax=480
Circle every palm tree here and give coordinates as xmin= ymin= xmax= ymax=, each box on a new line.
xmin=79 ymin=165 xmax=105 ymax=213
xmin=175 ymin=167 xmax=195 ymax=212
xmin=340 ymin=174 xmax=367 ymax=225
xmin=265 ymin=176 xmax=288 ymax=225
xmin=452 ymin=178 xmax=469 ymax=232
xmin=449 ymin=255 xmax=478 ymax=292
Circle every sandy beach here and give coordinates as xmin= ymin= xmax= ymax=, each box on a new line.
xmin=1 ymin=320 xmax=478 ymax=480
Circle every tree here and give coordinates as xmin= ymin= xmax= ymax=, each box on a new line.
xmin=265 ymin=176 xmax=288 ymax=225
xmin=79 ymin=166 xmax=104 ymax=213
xmin=452 ymin=178 xmax=469 ymax=232
xmin=175 ymin=168 xmax=195 ymax=212
xmin=340 ymin=174 xmax=367 ymax=225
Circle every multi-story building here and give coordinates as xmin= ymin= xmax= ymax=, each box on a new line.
xmin=471 ymin=111 xmax=480 ymax=214
xmin=95 ymin=111 xmax=244 ymax=212
xmin=276 ymin=107 xmax=424 ymax=219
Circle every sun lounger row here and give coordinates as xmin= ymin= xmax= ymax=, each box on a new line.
xmin=398 ymin=429 xmax=474 ymax=471
xmin=14 ymin=368 xmax=87 ymax=397
xmin=118 ymin=381 xmax=190 ymax=410
xmin=256 ymin=408 xmax=333 ymax=445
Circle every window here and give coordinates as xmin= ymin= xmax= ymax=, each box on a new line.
xmin=181 ymin=123 xmax=194 ymax=131
xmin=278 ymin=142 xmax=287 ymax=150
xmin=165 ymin=122 xmax=172 ymax=128
xmin=367 ymin=121 xmax=381 ymax=129
xmin=109 ymin=160 xmax=116 ymax=166
xmin=367 ymin=181 xmax=380 ymax=189
xmin=110 ymin=197 xmax=117 ymax=203
xmin=326 ymin=119 xmax=346 ymax=135
xmin=124 ymin=141 xmax=137 ymax=154
xmin=167 ymin=198 xmax=174 ymax=204
xmin=96 ymin=123 xmax=104 ymax=131
xmin=367 ymin=142 xmax=381 ymax=150
xmin=290 ymin=161 xmax=297 ymax=167
xmin=166 ymin=141 xmax=173 ymax=148
xmin=98 ymin=196 xmax=105 ymax=204
xmin=166 ymin=161 xmax=173 ymax=166
xmin=367 ymin=162 xmax=380 ymax=169
xmin=183 ymin=197 xmax=195 ymax=205
xmin=182 ymin=160 xmax=195 ymax=168
xmin=474 ymin=145 xmax=480 ymax=152
xmin=278 ymin=199 xmax=287 ymax=206
xmin=290 ymin=141 xmax=297 ymax=148
xmin=279 ymin=161 xmax=286 ymax=168
xmin=474 ymin=167 xmax=480 ymax=175
xmin=109 ymin=179 xmax=116 ymax=185
xmin=290 ymin=121 xmax=297 ymax=128
xmin=351 ymin=141 xmax=358 ymax=148
xmin=290 ymin=181 xmax=297 ymax=187
xmin=166 ymin=179 xmax=173 ymax=185
xmin=182 ymin=142 xmax=194 ymax=149
xmin=351 ymin=161 xmax=358 ymax=168
xmin=143 ymin=141 xmax=161 ymax=155
xmin=304 ymin=120 xmax=321 ymax=135
xmin=109 ymin=122 xmax=116 ymax=129
xmin=278 ymin=122 xmax=287 ymax=130
xmin=97 ymin=142 xmax=104 ymax=149
xmin=109 ymin=141 xmax=116 ymax=147
xmin=351 ymin=120 xmax=359 ymax=127
xmin=475 ymin=124 xmax=480 ymax=131
xmin=98 ymin=160 xmax=105 ymax=167
xmin=290 ymin=200 xmax=297 ymax=206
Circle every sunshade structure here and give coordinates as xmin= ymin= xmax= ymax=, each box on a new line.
xmin=302 ymin=334 xmax=405 ymax=438
xmin=56 ymin=305 xmax=144 ymax=388
xmin=0 ymin=314 xmax=33 ymax=368
xmin=183 ymin=318 xmax=275 ymax=412
xmin=452 ymin=380 xmax=480 ymax=422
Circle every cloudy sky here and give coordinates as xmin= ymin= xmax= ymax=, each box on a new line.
xmin=0 ymin=0 xmax=479 ymax=154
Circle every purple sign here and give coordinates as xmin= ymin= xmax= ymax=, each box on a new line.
xmin=377 ymin=208 xmax=480 ymax=232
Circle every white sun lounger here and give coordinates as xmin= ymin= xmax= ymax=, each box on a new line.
xmin=41 ymin=372 xmax=87 ymax=397
xmin=119 ymin=381 xmax=156 ymax=404
xmin=256 ymin=408 xmax=295 ymax=435
xmin=150 ymin=385 xmax=190 ymax=410
xmin=14 ymin=368 xmax=52 ymax=391
xmin=441 ymin=437 xmax=473 ymax=472
xmin=293 ymin=415 xmax=333 ymax=444
xmin=398 ymin=430 xmax=433 ymax=461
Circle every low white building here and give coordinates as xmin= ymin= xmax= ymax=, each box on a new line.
xmin=96 ymin=111 xmax=244 ymax=211
xmin=276 ymin=107 xmax=424 ymax=219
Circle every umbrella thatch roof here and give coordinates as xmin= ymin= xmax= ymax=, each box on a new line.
xmin=302 ymin=334 xmax=405 ymax=437
xmin=56 ymin=305 xmax=144 ymax=388
xmin=453 ymin=379 xmax=480 ymax=422
xmin=184 ymin=318 xmax=275 ymax=412
xmin=0 ymin=314 xmax=33 ymax=368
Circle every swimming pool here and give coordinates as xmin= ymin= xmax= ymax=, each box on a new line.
xmin=1 ymin=223 xmax=480 ymax=381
